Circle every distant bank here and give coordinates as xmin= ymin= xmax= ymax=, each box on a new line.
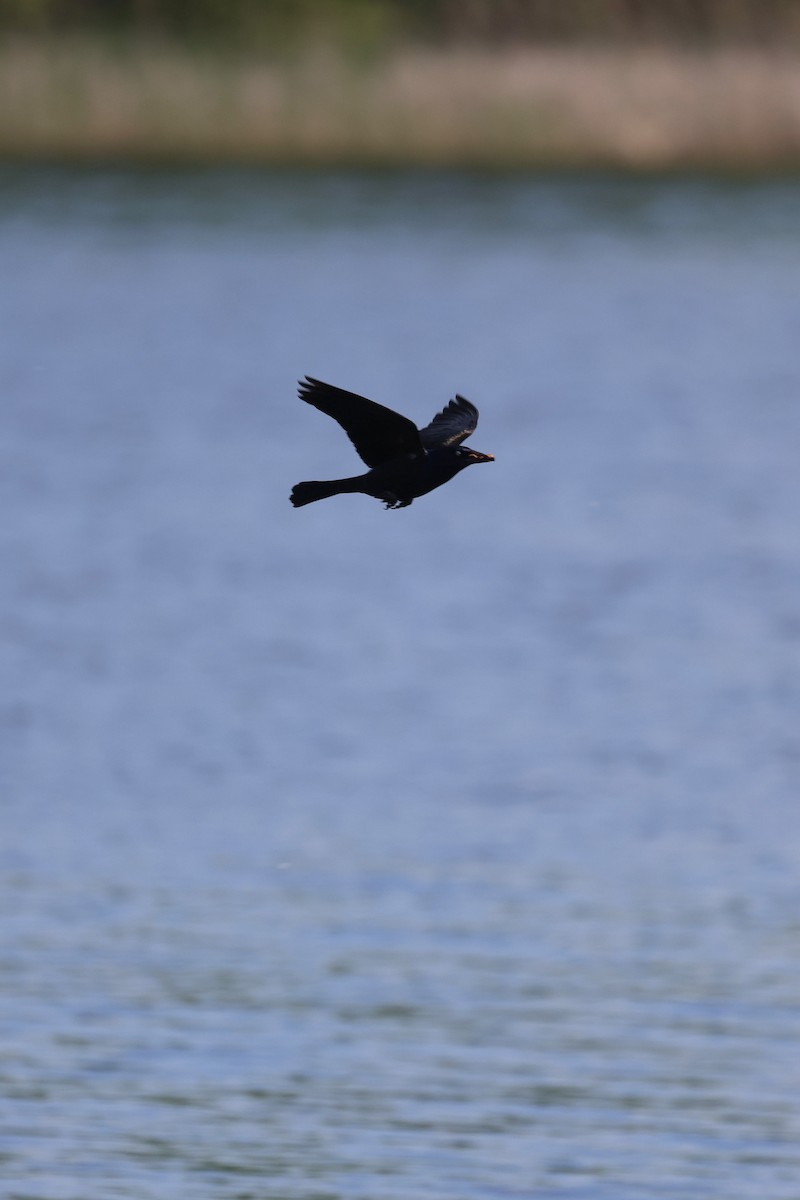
xmin=3 ymin=39 xmax=800 ymax=170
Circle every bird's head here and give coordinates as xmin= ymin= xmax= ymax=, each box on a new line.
xmin=455 ymin=445 xmax=494 ymax=468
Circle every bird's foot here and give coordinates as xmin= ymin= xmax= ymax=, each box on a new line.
xmin=381 ymin=494 xmax=411 ymax=509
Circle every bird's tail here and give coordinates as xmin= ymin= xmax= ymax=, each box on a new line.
xmin=290 ymin=477 xmax=365 ymax=507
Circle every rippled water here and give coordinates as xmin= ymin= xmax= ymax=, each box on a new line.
xmin=2 ymin=167 xmax=800 ymax=1199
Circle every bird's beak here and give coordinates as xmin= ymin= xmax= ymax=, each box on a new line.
xmin=466 ymin=449 xmax=494 ymax=463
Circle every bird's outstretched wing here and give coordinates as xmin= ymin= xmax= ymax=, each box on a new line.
xmin=420 ymin=396 xmax=479 ymax=449
xmin=298 ymin=377 xmax=423 ymax=468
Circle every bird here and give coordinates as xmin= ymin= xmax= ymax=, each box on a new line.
xmin=290 ymin=376 xmax=493 ymax=510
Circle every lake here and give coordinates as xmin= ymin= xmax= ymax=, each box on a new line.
xmin=2 ymin=166 xmax=800 ymax=1199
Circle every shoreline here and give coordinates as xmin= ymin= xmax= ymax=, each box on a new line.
xmin=3 ymin=40 xmax=800 ymax=171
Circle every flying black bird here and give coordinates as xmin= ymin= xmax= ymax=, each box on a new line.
xmin=290 ymin=377 xmax=493 ymax=510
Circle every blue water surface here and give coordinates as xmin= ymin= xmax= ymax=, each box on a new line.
xmin=1 ymin=167 xmax=800 ymax=1199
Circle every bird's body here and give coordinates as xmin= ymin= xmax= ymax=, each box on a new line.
xmin=290 ymin=377 xmax=493 ymax=509
xmin=290 ymin=444 xmax=473 ymax=509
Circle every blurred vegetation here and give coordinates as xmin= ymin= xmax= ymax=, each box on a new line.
xmin=2 ymin=3 xmax=800 ymax=168
xmin=2 ymin=0 xmax=800 ymax=48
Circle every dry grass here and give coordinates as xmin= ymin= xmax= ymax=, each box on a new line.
xmin=3 ymin=38 xmax=800 ymax=168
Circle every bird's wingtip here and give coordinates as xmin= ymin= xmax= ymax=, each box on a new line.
xmin=298 ymin=375 xmax=320 ymax=400
xmin=453 ymin=394 xmax=479 ymax=420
